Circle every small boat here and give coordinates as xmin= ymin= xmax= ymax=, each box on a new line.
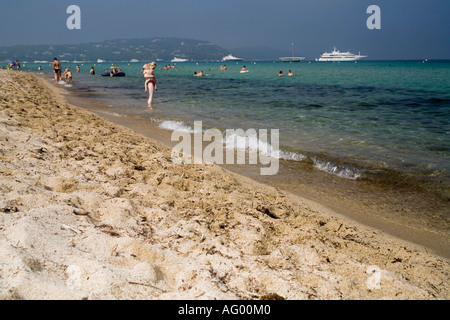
xmin=222 ymin=54 xmax=243 ymax=62
xmin=171 ymin=57 xmax=189 ymax=63
xmin=279 ymin=42 xmax=305 ymax=62
xmin=102 ymin=72 xmax=125 ymax=77
xmin=101 ymin=66 xmax=125 ymax=77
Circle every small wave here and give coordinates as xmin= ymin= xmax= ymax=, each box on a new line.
xmin=278 ymin=150 xmax=307 ymax=161
xmin=224 ymin=132 xmax=306 ymax=161
xmin=312 ymin=157 xmax=364 ymax=180
xmin=159 ymin=120 xmax=199 ymax=133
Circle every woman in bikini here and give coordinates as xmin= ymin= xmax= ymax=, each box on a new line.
xmin=143 ymin=62 xmax=157 ymax=106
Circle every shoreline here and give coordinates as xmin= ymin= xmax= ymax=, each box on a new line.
xmin=60 ymin=74 xmax=450 ymax=259
xmin=1 ymin=70 xmax=449 ymax=299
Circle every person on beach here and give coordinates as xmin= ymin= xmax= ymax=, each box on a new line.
xmin=52 ymin=58 xmax=61 ymax=82
xmin=143 ymin=62 xmax=157 ymax=106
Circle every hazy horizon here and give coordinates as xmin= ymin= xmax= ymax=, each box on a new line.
xmin=1 ymin=0 xmax=449 ymax=60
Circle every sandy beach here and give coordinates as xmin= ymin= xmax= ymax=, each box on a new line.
xmin=0 ymin=69 xmax=449 ymax=300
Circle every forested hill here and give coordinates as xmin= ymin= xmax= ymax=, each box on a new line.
xmin=0 ymin=38 xmax=231 ymax=62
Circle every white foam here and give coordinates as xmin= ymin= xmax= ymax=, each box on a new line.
xmin=225 ymin=132 xmax=305 ymax=161
xmin=312 ymin=158 xmax=363 ymax=180
xmin=159 ymin=120 xmax=198 ymax=133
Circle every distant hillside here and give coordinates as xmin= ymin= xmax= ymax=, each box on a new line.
xmin=0 ymin=38 xmax=230 ymax=63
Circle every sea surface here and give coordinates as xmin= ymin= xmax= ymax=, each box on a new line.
xmin=25 ymin=60 xmax=450 ymax=191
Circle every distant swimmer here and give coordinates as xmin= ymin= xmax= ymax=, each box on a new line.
xmin=194 ymin=70 xmax=204 ymax=77
xmin=279 ymin=70 xmax=283 ymax=77
xmin=52 ymin=58 xmax=61 ymax=83
xmin=241 ymin=66 xmax=246 ymax=72
xmin=38 ymin=66 xmax=42 ymax=71
xmin=288 ymin=70 xmax=293 ymax=76
xmin=220 ymin=65 xmax=227 ymax=70
xmin=90 ymin=67 xmax=95 ymax=75
xmin=76 ymin=65 xmax=80 ymax=73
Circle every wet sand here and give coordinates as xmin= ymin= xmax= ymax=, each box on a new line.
xmin=0 ymin=70 xmax=449 ymax=299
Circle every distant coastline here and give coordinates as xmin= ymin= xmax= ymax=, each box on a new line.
xmin=2 ymin=37 xmax=449 ymax=64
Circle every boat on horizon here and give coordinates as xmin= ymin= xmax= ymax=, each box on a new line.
xmin=316 ymin=47 xmax=367 ymax=61
xmin=97 ymin=59 xmax=105 ymax=63
xmin=279 ymin=42 xmax=305 ymax=62
xmin=171 ymin=57 xmax=189 ymax=63
xmin=222 ymin=54 xmax=243 ymax=62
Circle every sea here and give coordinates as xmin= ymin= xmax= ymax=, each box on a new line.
xmin=23 ymin=59 xmax=450 ymax=252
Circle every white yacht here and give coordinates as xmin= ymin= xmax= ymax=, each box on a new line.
xmin=316 ymin=47 xmax=367 ymax=61
xmin=279 ymin=42 xmax=305 ymax=62
xmin=171 ymin=57 xmax=189 ymax=63
xmin=222 ymin=54 xmax=243 ymax=62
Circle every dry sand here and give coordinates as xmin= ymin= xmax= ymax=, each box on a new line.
xmin=0 ymin=70 xmax=448 ymax=300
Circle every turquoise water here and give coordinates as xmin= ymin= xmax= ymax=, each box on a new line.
xmin=26 ymin=60 xmax=450 ymax=185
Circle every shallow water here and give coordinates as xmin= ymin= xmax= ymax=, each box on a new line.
xmin=27 ymin=60 xmax=450 ymax=184
xmin=24 ymin=63 xmax=448 ymax=184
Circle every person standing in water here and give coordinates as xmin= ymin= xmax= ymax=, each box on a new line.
xmin=143 ymin=62 xmax=157 ymax=107
xmin=52 ymin=58 xmax=61 ymax=82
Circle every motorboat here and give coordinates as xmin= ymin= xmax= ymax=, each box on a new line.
xmin=316 ymin=47 xmax=367 ymax=61
xmin=171 ymin=57 xmax=189 ymax=62
xmin=222 ymin=54 xmax=243 ymax=62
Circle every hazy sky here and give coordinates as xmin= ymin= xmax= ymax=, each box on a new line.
xmin=1 ymin=0 xmax=449 ymax=59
